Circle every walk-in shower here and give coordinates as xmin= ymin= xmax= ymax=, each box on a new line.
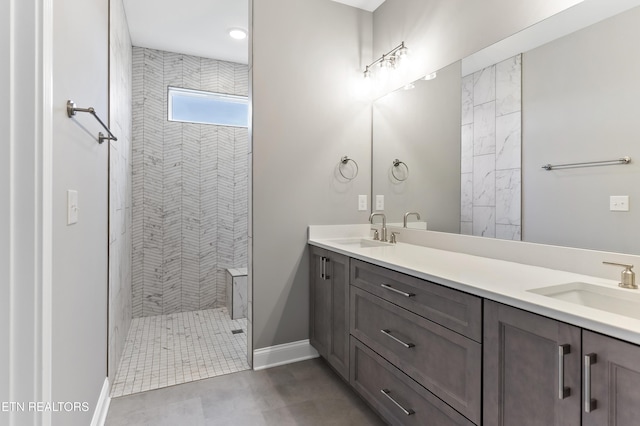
xmin=110 ymin=47 xmax=250 ymax=397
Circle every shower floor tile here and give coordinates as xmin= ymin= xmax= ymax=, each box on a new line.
xmin=110 ymin=307 xmax=250 ymax=397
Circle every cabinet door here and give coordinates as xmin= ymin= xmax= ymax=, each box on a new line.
xmin=583 ymin=330 xmax=640 ymax=426
xmin=484 ymin=301 xmax=581 ymax=426
xmin=308 ymin=247 xmax=350 ymax=380
xmin=309 ymin=246 xmax=328 ymax=358
xmin=325 ymin=251 xmax=350 ymax=380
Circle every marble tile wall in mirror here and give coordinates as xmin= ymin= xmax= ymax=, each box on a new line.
xmin=460 ymin=55 xmax=522 ymax=240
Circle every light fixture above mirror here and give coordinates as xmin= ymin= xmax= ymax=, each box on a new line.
xmin=363 ymin=42 xmax=409 ymax=80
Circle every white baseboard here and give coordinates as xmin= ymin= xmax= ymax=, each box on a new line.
xmin=253 ymin=339 xmax=319 ymax=371
xmin=90 ymin=378 xmax=111 ymax=426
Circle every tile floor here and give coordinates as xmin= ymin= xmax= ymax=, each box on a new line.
xmin=106 ymin=358 xmax=386 ymax=426
xmin=111 ymin=308 xmax=250 ymax=397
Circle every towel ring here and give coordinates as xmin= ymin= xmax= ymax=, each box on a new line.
xmin=391 ymin=159 xmax=409 ymax=181
xmin=339 ymin=156 xmax=359 ymax=181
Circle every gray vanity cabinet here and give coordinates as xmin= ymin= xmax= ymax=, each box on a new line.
xmin=582 ymin=330 xmax=640 ymax=426
xmin=484 ymin=300 xmax=582 ymax=426
xmin=350 ymin=259 xmax=482 ymax=425
xmin=310 ymin=244 xmax=640 ymax=426
xmin=309 ymin=246 xmax=350 ymax=381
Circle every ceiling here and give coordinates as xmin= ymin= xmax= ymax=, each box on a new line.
xmin=122 ymin=0 xmax=249 ymax=64
xmin=123 ymin=0 xmax=385 ymax=65
xmin=331 ymin=0 xmax=386 ymax=12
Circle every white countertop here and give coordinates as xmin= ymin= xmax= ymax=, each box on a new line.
xmin=308 ymin=226 xmax=640 ymax=346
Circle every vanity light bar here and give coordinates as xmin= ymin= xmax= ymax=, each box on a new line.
xmin=363 ymin=42 xmax=409 ymax=79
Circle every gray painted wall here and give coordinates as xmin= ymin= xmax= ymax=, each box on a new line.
xmin=52 ymin=0 xmax=108 ymax=424
xmin=109 ymin=0 xmax=133 ymax=379
xmin=372 ymin=60 xmax=461 ymax=232
xmin=252 ymin=0 xmax=373 ymax=349
xmin=131 ymin=47 xmax=249 ymax=317
xmin=522 ymin=7 xmax=640 ymax=255
xmin=372 ymin=0 xmax=583 ymax=94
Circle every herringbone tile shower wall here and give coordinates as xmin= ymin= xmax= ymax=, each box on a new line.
xmin=131 ymin=47 xmax=248 ymax=318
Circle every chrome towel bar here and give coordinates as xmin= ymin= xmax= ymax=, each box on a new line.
xmin=67 ymin=100 xmax=118 ymax=144
xmin=542 ymin=156 xmax=630 ymax=171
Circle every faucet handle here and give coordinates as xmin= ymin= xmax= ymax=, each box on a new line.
xmin=390 ymin=232 xmax=400 ymax=244
xmin=603 ymin=261 xmax=636 ymax=289
xmin=371 ymin=228 xmax=380 ymax=241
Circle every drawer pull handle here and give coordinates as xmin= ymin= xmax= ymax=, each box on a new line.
xmin=380 ymin=389 xmax=415 ymax=416
xmin=381 ymin=284 xmax=414 ymax=297
xmin=558 ymin=344 xmax=571 ymax=400
xmin=584 ymin=353 xmax=597 ymax=413
xmin=380 ymin=329 xmax=415 ymax=348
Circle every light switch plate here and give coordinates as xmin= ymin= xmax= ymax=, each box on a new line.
xmin=358 ymin=195 xmax=367 ymax=211
xmin=376 ymin=195 xmax=384 ymax=210
xmin=67 ymin=190 xmax=78 ymax=225
xmin=610 ymin=195 xmax=629 ymax=212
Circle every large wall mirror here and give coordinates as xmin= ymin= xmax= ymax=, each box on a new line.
xmin=372 ymin=0 xmax=640 ymax=255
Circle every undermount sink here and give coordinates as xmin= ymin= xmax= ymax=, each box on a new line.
xmin=326 ymin=238 xmax=393 ymax=248
xmin=528 ymin=282 xmax=640 ymax=320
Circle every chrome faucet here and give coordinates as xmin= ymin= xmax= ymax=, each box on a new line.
xmin=403 ymin=212 xmax=421 ymax=228
xmin=369 ymin=212 xmax=387 ymax=242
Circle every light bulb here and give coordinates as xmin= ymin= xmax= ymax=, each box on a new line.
xmin=396 ymin=45 xmax=409 ymax=59
xmin=395 ymin=44 xmax=410 ymax=68
xmin=228 ymin=28 xmax=247 ymax=40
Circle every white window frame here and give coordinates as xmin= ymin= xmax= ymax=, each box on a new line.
xmin=167 ymin=86 xmax=248 ymax=128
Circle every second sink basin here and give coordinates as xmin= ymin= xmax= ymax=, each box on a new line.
xmin=529 ymin=282 xmax=640 ymax=320
xmin=326 ymin=238 xmax=393 ymax=248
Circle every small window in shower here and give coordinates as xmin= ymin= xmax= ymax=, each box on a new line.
xmin=168 ymin=87 xmax=248 ymax=128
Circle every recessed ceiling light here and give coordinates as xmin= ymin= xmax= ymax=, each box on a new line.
xmin=229 ymin=28 xmax=247 ymax=40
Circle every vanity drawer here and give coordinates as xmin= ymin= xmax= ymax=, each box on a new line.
xmin=351 ymin=259 xmax=482 ymax=342
xmin=351 ymin=337 xmax=475 ymax=426
xmin=350 ymin=286 xmax=481 ymax=424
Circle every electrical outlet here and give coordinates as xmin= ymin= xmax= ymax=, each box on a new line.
xmin=358 ymin=195 xmax=367 ymax=211
xmin=610 ymin=195 xmax=629 ymax=212
xmin=376 ymin=195 xmax=384 ymax=210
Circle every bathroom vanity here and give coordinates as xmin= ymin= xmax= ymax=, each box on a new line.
xmin=309 ymin=225 xmax=640 ymax=426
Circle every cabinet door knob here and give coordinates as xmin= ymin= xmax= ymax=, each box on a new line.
xmin=584 ymin=353 xmax=598 ymax=413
